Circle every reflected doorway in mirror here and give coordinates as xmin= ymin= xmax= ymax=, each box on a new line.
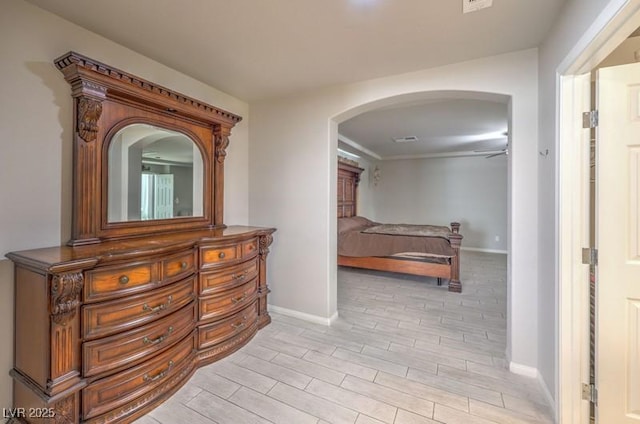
xmin=107 ymin=123 xmax=204 ymax=223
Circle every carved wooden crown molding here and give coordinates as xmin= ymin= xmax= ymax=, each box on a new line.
xmin=54 ymin=51 xmax=242 ymax=125
xmin=338 ymin=155 xmax=360 ymax=168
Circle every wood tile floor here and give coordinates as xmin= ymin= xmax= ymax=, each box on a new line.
xmin=136 ymin=251 xmax=554 ymax=424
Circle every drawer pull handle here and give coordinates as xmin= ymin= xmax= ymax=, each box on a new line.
xmin=248 ymin=244 xmax=255 ymax=251
xmin=143 ymin=360 xmax=174 ymax=382
xmin=231 ymin=315 xmax=249 ymax=330
xmin=119 ymin=275 xmax=130 ymax=285
xmin=232 ymin=270 xmax=249 ymax=280
xmin=143 ymin=326 xmax=174 ymax=345
xmin=180 ymin=261 xmax=188 ymax=270
xmin=143 ymin=295 xmax=173 ymax=314
xmin=218 ymin=252 xmax=226 ymax=259
xmin=231 ymin=293 xmax=247 ymax=304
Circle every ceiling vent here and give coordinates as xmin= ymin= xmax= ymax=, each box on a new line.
xmin=392 ymin=136 xmax=419 ymax=143
xmin=463 ymin=0 xmax=493 ymax=14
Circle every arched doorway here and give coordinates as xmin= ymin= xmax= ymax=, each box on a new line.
xmin=330 ymin=89 xmax=514 ymax=368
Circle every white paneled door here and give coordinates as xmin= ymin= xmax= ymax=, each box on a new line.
xmin=596 ymin=62 xmax=640 ymax=423
xmin=154 ymin=174 xmax=174 ymax=219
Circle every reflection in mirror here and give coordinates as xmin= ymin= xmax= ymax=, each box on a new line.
xmin=108 ymin=124 xmax=204 ymax=222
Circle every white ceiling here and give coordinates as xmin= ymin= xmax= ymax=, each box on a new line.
xmin=28 ymin=0 xmax=563 ymax=158
xmin=26 ymin=0 xmax=565 ymax=101
xmin=339 ymin=96 xmax=509 ymax=159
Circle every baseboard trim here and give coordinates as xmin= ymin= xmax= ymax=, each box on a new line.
xmin=509 ymin=361 xmax=539 ymax=378
xmin=461 ymin=247 xmax=508 ymax=254
xmin=537 ymin=372 xmax=557 ymax=418
xmin=509 ymin=361 xmax=557 ymax=413
xmin=267 ymin=304 xmax=333 ymax=326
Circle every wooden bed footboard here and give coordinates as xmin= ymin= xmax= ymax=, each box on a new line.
xmin=338 ymin=221 xmax=463 ymax=293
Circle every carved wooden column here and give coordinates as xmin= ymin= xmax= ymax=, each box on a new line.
xmin=47 ymin=271 xmax=84 ymax=424
xmin=71 ymin=93 xmax=105 ymax=245
xmin=55 ymin=54 xmax=107 ymax=245
xmin=8 ymin=264 xmax=88 ymax=424
xmin=213 ymin=126 xmax=232 ymax=227
xmin=257 ymin=231 xmax=275 ymax=327
xmin=448 ymin=222 xmax=463 ymax=293
xmin=49 ymin=272 xmax=84 ymax=386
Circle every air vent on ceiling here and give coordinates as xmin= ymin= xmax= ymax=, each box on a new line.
xmin=392 ymin=136 xmax=419 ymax=143
xmin=463 ymin=0 xmax=493 ymax=14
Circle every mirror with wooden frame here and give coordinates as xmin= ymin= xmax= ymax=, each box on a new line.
xmin=55 ymin=52 xmax=242 ymax=245
xmin=107 ymin=123 xmax=204 ymax=222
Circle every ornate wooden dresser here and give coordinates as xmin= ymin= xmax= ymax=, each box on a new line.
xmin=6 ymin=52 xmax=275 ymax=423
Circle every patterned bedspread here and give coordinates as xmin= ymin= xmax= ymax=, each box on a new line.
xmin=362 ymin=224 xmax=452 ymax=240
xmin=338 ymin=218 xmax=457 ymax=258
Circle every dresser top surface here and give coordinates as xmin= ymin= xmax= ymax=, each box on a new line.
xmin=6 ymin=225 xmax=275 ymax=272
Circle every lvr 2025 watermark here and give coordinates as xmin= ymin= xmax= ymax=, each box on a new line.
xmin=3 ymin=408 xmax=55 ymax=419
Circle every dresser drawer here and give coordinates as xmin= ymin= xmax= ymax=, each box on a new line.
xmin=201 ymin=243 xmax=242 ymax=266
xmin=83 ymin=277 xmax=196 ymax=340
xmin=162 ymin=250 xmax=196 ymax=282
xmin=82 ymin=331 xmax=195 ymax=420
xmin=83 ymin=303 xmax=195 ymax=377
xmin=242 ymin=238 xmax=258 ymax=258
xmin=199 ymin=258 xmax=259 ymax=296
xmin=85 ymin=261 xmax=158 ymax=303
xmin=199 ymin=278 xmax=257 ymax=322
xmin=200 ymin=237 xmax=258 ymax=268
xmin=198 ymin=302 xmax=258 ymax=349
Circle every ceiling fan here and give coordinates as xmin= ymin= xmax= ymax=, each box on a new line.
xmin=472 ymin=130 xmax=509 ymax=158
xmin=474 ymin=143 xmax=508 ymax=158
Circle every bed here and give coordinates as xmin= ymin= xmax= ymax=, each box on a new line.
xmin=337 ymin=216 xmax=463 ymax=292
xmin=336 ymin=159 xmax=463 ymax=292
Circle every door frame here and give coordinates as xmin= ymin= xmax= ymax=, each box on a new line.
xmin=558 ymin=1 xmax=640 ymax=423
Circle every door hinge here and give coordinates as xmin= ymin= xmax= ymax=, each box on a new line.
xmin=582 ymin=383 xmax=598 ymax=404
xmin=583 ymin=110 xmax=599 ymax=129
xmin=582 ymin=248 xmax=598 ymax=266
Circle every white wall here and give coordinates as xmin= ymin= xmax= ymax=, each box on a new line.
xmin=351 ymin=157 xmax=378 ymax=220
xmin=250 ymin=48 xmax=539 ymax=370
xmin=537 ymin=0 xmax=623 ymax=405
xmin=0 ymin=0 xmax=250 ymax=411
xmin=0 ymin=0 xmax=250 ymax=257
xmin=371 ymin=156 xmax=508 ymax=252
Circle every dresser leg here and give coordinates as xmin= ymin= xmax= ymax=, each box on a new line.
xmin=12 ymin=377 xmax=80 ymax=424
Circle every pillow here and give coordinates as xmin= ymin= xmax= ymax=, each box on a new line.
xmin=338 ymin=216 xmax=376 ymax=234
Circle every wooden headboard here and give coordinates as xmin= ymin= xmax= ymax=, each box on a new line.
xmin=338 ymin=160 xmax=365 ymax=218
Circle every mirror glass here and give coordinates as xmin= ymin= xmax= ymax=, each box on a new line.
xmin=107 ymin=123 xmax=204 ymax=222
